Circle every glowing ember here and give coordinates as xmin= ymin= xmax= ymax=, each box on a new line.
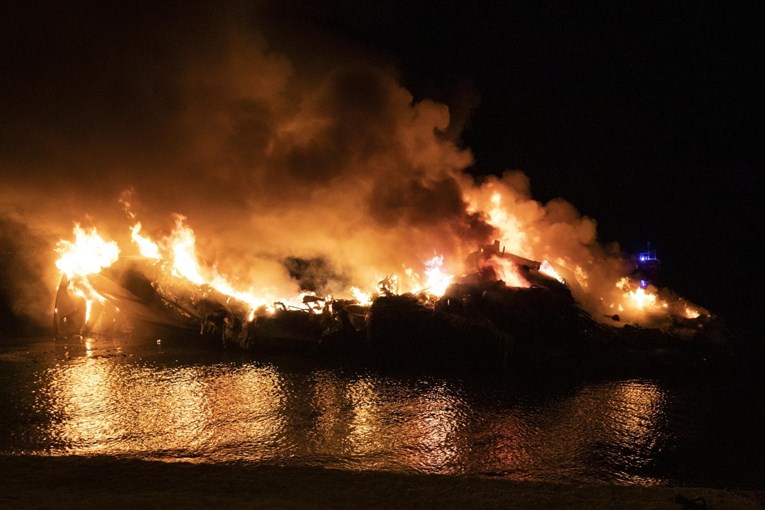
xmin=684 ymin=306 xmax=700 ymax=319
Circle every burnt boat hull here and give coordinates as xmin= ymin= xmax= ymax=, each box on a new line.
xmin=53 ymin=267 xmax=730 ymax=374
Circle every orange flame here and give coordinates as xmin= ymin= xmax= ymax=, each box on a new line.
xmin=55 ymin=225 xmax=119 ymax=324
xmin=539 ymin=259 xmax=564 ymax=283
xmin=168 ymin=216 xmax=205 ymax=284
xmin=130 ymin=222 xmax=161 ymax=260
xmin=423 ymin=255 xmax=453 ymax=297
xmin=55 ymin=192 xmax=708 ymax=330
xmin=612 ymin=277 xmax=670 ymax=322
xmin=351 ymin=286 xmax=373 ymax=305
xmin=55 ymin=224 xmax=120 ymax=278
xmin=488 ymin=256 xmax=529 ymax=288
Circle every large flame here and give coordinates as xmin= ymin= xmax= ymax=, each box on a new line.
xmin=423 ymin=255 xmax=454 ymax=296
xmin=616 ymin=277 xmax=660 ymax=312
xmin=487 ymin=256 xmax=529 ymax=288
xmin=54 ymin=225 xmax=120 ymax=325
xmin=168 ymin=216 xmax=206 ymax=285
xmin=55 ymin=225 xmax=120 ymax=278
xmin=55 ymin=186 xmax=705 ymax=331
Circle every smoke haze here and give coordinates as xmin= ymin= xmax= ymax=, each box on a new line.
xmin=1 ymin=2 xmax=669 ymax=329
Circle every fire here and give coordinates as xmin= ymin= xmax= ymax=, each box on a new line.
xmin=53 ymin=191 xmax=708 ymax=336
xmin=488 ymin=256 xmax=529 ymax=288
xmin=54 ymin=225 xmax=119 ymax=325
xmin=55 ymin=225 xmax=120 ymax=278
xmin=423 ymin=255 xmax=453 ymax=297
xmin=396 ymin=255 xmax=454 ymax=297
xmin=574 ymin=266 xmax=589 ymax=289
xmin=130 ymin=222 xmax=161 ymax=260
xmin=487 ymin=192 xmax=528 ymax=255
xmin=615 ymin=277 xmax=663 ymax=317
xmin=539 ymin=259 xmax=564 ymax=284
xmin=626 ymin=286 xmax=657 ymax=310
xmin=351 ymin=286 xmax=373 ymax=305
xmin=168 ymin=216 xmax=205 ymax=285
xmin=163 ymin=216 xmax=275 ymax=313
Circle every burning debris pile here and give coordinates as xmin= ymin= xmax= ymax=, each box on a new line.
xmin=0 ymin=3 xmax=735 ymax=373
xmin=53 ymin=208 xmax=727 ymax=373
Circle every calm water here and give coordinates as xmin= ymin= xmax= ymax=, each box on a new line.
xmin=1 ymin=336 xmax=763 ymax=488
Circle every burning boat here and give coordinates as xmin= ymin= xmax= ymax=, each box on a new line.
xmin=53 ymin=221 xmax=728 ymax=374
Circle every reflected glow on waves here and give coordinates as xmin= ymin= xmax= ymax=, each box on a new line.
xmin=18 ymin=344 xmax=671 ymax=484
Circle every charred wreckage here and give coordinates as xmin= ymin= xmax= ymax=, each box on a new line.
xmin=53 ymin=242 xmax=728 ymax=374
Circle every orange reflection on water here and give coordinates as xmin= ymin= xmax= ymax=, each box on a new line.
xmin=55 ymin=356 xmax=117 ymax=452
xmin=310 ymin=371 xmax=349 ymax=454
xmin=32 ymin=343 xmax=670 ymax=483
xmin=604 ymin=381 xmax=667 ymax=469
xmin=346 ymin=378 xmax=386 ymax=457
xmin=400 ymin=383 xmax=466 ymax=472
xmin=311 ymin=375 xmax=471 ymax=473
xmin=477 ymin=413 xmax=535 ymax=477
xmin=201 ymin=364 xmax=287 ymax=461
xmin=42 ymin=354 xmax=287 ymax=462
xmin=537 ymin=380 xmax=667 ymax=484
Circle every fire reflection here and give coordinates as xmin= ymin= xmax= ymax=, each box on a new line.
xmin=40 ymin=354 xmax=287 ymax=461
xmin=346 ymin=378 xmax=386 ymax=458
xmin=471 ymin=412 xmax=536 ymax=478
xmin=309 ymin=375 xmax=470 ymax=473
xmin=537 ymin=380 xmax=668 ymax=484
xmin=31 ymin=350 xmax=668 ymax=483
xmin=201 ymin=364 xmax=287 ymax=461
xmin=401 ymin=383 xmax=467 ymax=472
xmin=54 ymin=356 xmax=118 ymax=452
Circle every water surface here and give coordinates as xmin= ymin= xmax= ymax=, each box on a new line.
xmin=1 ymin=336 xmax=762 ymax=488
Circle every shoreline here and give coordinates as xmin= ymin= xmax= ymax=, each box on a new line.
xmin=1 ymin=455 xmax=762 ymax=509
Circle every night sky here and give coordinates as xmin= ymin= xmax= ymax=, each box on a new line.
xmin=1 ymin=2 xmax=762 ymax=336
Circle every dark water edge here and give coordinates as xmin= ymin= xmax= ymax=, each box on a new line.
xmin=1 ymin=334 xmax=765 ymax=491
xmin=1 ymin=455 xmax=763 ymax=510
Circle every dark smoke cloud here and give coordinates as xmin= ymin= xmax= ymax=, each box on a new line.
xmin=284 ymin=256 xmax=349 ymax=295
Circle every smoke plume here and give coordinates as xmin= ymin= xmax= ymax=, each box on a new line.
xmin=0 ymin=2 xmax=680 ymax=330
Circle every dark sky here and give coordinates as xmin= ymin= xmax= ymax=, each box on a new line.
xmin=2 ymin=1 xmax=762 ymax=333
xmin=269 ymin=1 xmax=763 ymax=330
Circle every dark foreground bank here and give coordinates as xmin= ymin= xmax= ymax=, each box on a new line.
xmin=1 ymin=456 xmax=762 ymax=510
